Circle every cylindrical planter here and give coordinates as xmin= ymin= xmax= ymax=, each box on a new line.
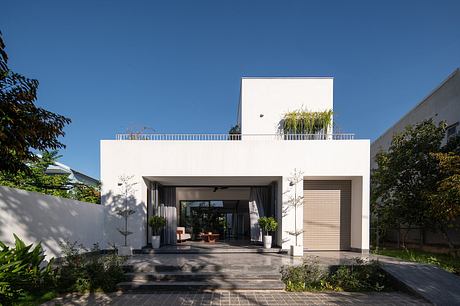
xmin=152 ymin=235 xmax=161 ymax=249
xmin=263 ymin=235 xmax=272 ymax=249
xmin=290 ymin=245 xmax=303 ymax=257
xmin=117 ymin=246 xmax=133 ymax=256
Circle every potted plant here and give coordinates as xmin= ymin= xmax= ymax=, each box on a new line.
xmin=148 ymin=215 xmax=166 ymax=249
xmin=258 ymin=217 xmax=278 ymax=249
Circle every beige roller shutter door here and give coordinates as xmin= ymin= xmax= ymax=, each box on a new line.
xmin=303 ymin=180 xmax=351 ymax=250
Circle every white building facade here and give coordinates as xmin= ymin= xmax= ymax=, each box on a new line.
xmin=101 ymin=77 xmax=370 ymax=255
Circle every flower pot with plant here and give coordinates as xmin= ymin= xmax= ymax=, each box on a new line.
xmin=258 ymin=217 xmax=278 ymax=249
xmin=148 ymin=215 xmax=167 ymax=249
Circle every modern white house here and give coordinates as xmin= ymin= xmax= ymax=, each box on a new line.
xmin=100 ymin=77 xmax=370 ymax=255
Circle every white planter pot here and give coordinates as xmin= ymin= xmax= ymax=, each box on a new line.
xmin=152 ymin=235 xmax=161 ymax=249
xmin=117 ymin=246 xmax=133 ymax=256
xmin=290 ymin=245 xmax=303 ymax=257
xmin=263 ymin=235 xmax=272 ymax=249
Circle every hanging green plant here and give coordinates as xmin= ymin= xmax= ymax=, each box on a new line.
xmin=282 ymin=109 xmax=333 ymax=134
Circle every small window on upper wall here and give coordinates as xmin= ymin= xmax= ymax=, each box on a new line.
xmin=446 ymin=122 xmax=459 ymax=139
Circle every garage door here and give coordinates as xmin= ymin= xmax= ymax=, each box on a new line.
xmin=303 ymin=180 xmax=351 ymax=250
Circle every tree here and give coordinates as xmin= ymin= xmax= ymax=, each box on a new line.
xmin=0 ymin=151 xmax=70 ymax=198
xmin=69 ymin=182 xmax=101 ymax=204
xmin=284 ymin=168 xmax=304 ymax=247
xmin=0 ymin=32 xmax=71 ymax=173
xmin=371 ymin=120 xmax=446 ymax=247
xmin=115 ymin=175 xmax=137 ymax=247
xmin=428 ymin=152 xmax=460 ymax=252
xmin=0 ymin=150 xmax=101 ymax=203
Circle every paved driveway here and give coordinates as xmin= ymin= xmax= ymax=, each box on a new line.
xmin=43 ymin=291 xmax=428 ymax=305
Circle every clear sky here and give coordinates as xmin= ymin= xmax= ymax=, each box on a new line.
xmin=2 ymin=0 xmax=460 ymax=179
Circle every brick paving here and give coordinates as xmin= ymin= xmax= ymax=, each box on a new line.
xmin=43 ymin=291 xmax=430 ymax=305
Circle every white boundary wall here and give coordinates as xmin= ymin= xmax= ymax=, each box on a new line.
xmin=0 ymin=186 xmax=105 ymax=259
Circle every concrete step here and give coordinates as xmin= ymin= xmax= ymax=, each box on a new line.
xmin=117 ymin=279 xmax=285 ymax=292
xmin=140 ymin=247 xmax=283 ymax=255
xmin=123 ymin=264 xmax=223 ymax=273
xmin=123 ymin=264 xmax=281 ymax=273
xmin=124 ymin=272 xmax=281 ymax=282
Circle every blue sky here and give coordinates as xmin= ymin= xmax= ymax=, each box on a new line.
xmin=2 ymin=0 xmax=460 ymax=179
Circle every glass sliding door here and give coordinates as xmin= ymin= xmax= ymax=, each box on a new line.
xmin=179 ymin=200 xmax=246 ymax=240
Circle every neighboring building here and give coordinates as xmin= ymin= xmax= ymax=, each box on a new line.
xmin=371 ymin=68 xmax=460 ymax=168
xmin=370 ymin=68 xmax=460 ymax=249
xmin=101 ymin=77 xmax=370 ymax=255
xmin=45 ymin=161 xmax=99 ymax=186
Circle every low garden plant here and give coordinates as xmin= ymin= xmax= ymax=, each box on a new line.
xmin=0 ymin=235 xmax=126 ymax=305
xmin=0 ymin=235 xmax=56 ymax=305
xmin=281 ymin=256 xmax=392 ymax=292
xmin=56 ymin=240 xmax=125 ymax=293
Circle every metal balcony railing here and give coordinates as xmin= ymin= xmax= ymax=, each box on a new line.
xmin=115 ymin=133 xmax=355 ymax=141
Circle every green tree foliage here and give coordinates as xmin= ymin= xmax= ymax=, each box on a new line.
xmin=372 ymin=119 xmax=460 ymax=251
xmin=0 ymin=151 xmax=101 ymax=204
xmin=69 ymin=182 xmax=101 ymax=204
xmin=428 ymin=152 xmax=460 ymax=250
xmin=0 ymin=151 xmax=70 ymax=197
xmin=0 ymin=32 xmax=71 ymax=174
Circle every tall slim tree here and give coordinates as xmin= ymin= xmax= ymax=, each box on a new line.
xmin=0 ymin=32 xmax=71 ymax=173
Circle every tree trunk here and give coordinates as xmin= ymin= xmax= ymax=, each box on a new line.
xmin=440 ymin=227 xmax=456 ymax=257
xmin=420 ymin=228 xmax=425 ymax=249
xmin=401 ymin=224 xmax=412 ymax=250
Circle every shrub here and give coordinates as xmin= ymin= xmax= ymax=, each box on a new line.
xmin=281 ymin=256 xmax=392 ymax=292
xmin=329 ymin=259 xmax=389 ymax=292
xmin=257 ymin=217 xmax=278 ymax=235
xmin=281 ymin=257 xmax=326 ymax=291
xmin=148 ymin=215 xmax=167 ymax=236
xmin=56 ymin=241 xmax=125 ymax=293
xmin=0 ymin=235 xmax=55 ymax=305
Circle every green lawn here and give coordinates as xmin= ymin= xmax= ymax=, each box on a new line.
xmin=373 ymin=248 xmax=460 ymax=275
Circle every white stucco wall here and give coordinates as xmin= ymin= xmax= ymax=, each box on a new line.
xmin=371 ymin=68 xmax=460 ymax=168
xmin=0 ymin=186 xmax=105 ymax=259
xmin=101 ymin=77 xmax=369 ymax=253
xmin=101 ymin=138 xmax=370 ymax=252
xmin=240 ymin=78 xmax=334 ymax=135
